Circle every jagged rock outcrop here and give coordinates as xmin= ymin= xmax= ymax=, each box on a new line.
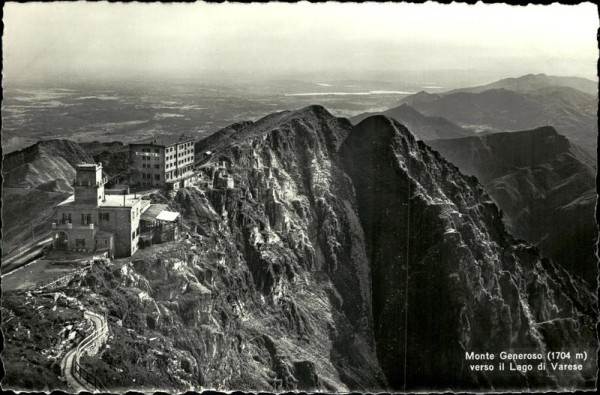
xmin=342 ymin=115 xmax=597 ymax=390
xmin=427 ymin=127 xmax=597 ymax=285
xmin=195 ymin=105 xmax=387 ymax=389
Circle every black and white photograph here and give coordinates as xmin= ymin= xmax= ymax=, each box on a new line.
xmin=1 ymin=1 xmax=598 ymax=393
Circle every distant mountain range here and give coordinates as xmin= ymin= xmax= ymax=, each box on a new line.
xmin=350 ymin=104 xmax=472 ymax=140
xmin=448 ymin=73 xmax=597 ymax=96
xmin=428 ymin=127 xmax=597 ymax=285
xmin=350 ymin=74 xmax=599 ymax=282
xmin=352 ymin=74 xmax=598 ymax=154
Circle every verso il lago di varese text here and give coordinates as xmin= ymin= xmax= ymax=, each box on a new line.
xmin=465 ymin=351 xmax=588 ymax=373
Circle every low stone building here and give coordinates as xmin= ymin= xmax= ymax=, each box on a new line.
xmin=138 ymin=204 xmax=180 ymax=249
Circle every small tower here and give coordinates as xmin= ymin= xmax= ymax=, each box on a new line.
xmin=73 ymin=163 xmax=106 ymax=206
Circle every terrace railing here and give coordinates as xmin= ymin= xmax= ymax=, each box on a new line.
xmin=72 ymin=311 xmax=109 ymax=393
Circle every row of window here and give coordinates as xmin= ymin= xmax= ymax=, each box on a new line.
xmin=166 ymin=150 xmax=193 ymax=161
xmin=61 ymin=212 xmax=111 ymax=224
xmin=141 ymin=163 xmax=160 ymax=169
xmin=76 ymin=238 xmax=110 ymax=248
xmin=142 ymin=148 xmax=160 ymax=153
xmin=141 ymin=156 xmax=160 ymax=161
xmin=177 ymin=158 xmax=192 ymax=166
xmin=166 ymin=158 xmax=192 ymax=170
xmin=165 ymin=165 xmax=193 ymax=180
xmin=141 ymin=173 xmax=161 ymax=180
xmin=165 ymin=142 xmax=193 ymax=153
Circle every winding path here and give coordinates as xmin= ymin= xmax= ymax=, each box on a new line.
xmin=60 ymin=310 xmax=108 ymax=392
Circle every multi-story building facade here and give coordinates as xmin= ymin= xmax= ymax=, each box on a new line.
xmin=52 ymin=163 xmax=150 ymax=258
xmin=129 ymin=135 xmax=195 ymax=190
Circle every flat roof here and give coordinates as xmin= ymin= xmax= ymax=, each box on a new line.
xmin=156 ymin=210 xmax=179 ymax=222
xmin=58 ymin=194 xmax=148 ymax=208
xmin=100 ymin=195 xmax=149 ymax=208
xmin=130 ymin=134 xmax=195 ymax=147
xmin=77 ymin=163 xmax=101 ymax=169
xmin=141 ymin=204 xmax=168 ymax=221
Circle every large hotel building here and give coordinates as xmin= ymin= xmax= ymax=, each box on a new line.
xmin=129 ymin=134 xmax=195 ymax=189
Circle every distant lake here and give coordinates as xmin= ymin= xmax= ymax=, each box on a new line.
xmin=285 ymin=91 xmax=415 ymax=96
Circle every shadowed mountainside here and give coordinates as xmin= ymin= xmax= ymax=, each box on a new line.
xmin=342 ymin=115 xmax=596 ymax=389
xmin=350 ymin=103 xmax=473 ymax=140
xmin=427 ymin=127 xmax=597 ymax=285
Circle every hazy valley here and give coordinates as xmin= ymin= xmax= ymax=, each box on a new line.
xmin=2 ymin=78 xmax=442 ymax=154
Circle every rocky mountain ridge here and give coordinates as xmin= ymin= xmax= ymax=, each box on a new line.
xmin=350 ymin=103 xmax=472 ymax=140
xmin=2 ymin=106 xmax=597 ymax=392
xmin=2 ymin=138 xmax=94 ymax=191
xmin=427 ymin=127 xmax=597 ymax=285
xmin=342 ymin=115 xmax=596 ymax=389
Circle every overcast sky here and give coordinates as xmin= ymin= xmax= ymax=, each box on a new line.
xmin=3 ymin=1 xmax=598 ymax=83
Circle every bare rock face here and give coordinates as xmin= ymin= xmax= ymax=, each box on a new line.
xmin=3 ymin=106 xmax=596 ymax=393
xmin=427 ymin=128 xmax=597 ymax=285
xmin=189 ymin=107 xmax=596 ymax=391
xmin=341 ymin=115 xmax=597 ymax=391
xmin=195 ymin=105 xmax=386 ymax=390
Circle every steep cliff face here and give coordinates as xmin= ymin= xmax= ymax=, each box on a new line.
xmin=341 ymin=116 xmax=597 ymax=390
xmin=2 ymin=107 xmax=597 ymax=393
xmin=8 ymin=106 xmax=386 ymax=392
xmin=195 ymin=105 xmax=386 ymax=389
xmin=427 ymin=128 xmax=597 ymax=285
